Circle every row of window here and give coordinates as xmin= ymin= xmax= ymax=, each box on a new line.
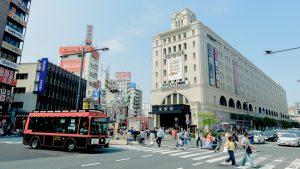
xmin=4 ymin=35 xmax=20 ymax=48
xmin=7 ymin=21 xmax=24 ymax=34
xmin=9 ymin=5 xmax=27 ymax=20
xmin=0 ymin=52 xmax=18 ymax=62
xmin=16 ymin=73 xmax=28 ymax=80
xmin=13 ymin=87 xmax=25 ymax=94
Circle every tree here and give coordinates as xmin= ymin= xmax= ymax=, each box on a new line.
xmin=198 ymin=112 xmax=219 ymax=131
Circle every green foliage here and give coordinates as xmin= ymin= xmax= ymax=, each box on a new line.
xmin=198 ymin=112 xmax=219 ymax=130
xmin=190 ymin=133 xmax=195 ymax=138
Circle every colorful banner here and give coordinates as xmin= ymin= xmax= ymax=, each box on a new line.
xmin=0 ymin=66 xmax=16 ymax=86
xmin=167 ymin=57 xmax=183 ymax=81
xmin=213 ymin=47 xmax=220 ymax=88
xmin=38 ymin=58 xmax=48 ymax=95
xmin=115 ymin=72 xmax=131 ymax=81
xmin=60 ymin=59 xmax=85 ymax=72
xmin=207 ymin=43 xmax=215 ymax=86
xmin=59 ymin=46 xmax=99 ymax=60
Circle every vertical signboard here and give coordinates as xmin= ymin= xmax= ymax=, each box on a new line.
xmin=115 ymin=72 xmax=131 ymax=81
xmin=232 ymin=61 xmax=239 ymax=94
xmin=38 ymin=58 xmax=48 ymax=95
xmin=85 ymin=25 xmax=93 ymax=45
xmin=167 ymin=57 xmax=183 ymax=81
xmin=207 ymin=43 xmax=215 ymax=86
xmin=213 ymin=47 xmax=220 ymax=88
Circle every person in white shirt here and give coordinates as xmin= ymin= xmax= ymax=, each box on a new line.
xmin=156 ymin=127 xmax=163 ymax=147
xmin=126 ymin=130 xmax=132 ymax=145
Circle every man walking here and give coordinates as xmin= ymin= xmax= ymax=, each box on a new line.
xmin=215 ymin=131 xmax=222 ymax=153
xmin=195 ymin=129 xmax=202 ymax=148
xmin=241 ymin=133 xmax=256 ymax=168
xmin=156 ymin=127 xmax=163 ymax=147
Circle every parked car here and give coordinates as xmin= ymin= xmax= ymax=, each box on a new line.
xmin=290 ymin=131 xmax=300 ymax=141
xmin=277 ymin=133 xmax=300 ymax=147
xmin=263 ymin=130 xmax=278 ymax=142
xmin=253 ymin=130 xmax=265 ymax=144
xmin=275 ymin=130 xmax=286 ymax=138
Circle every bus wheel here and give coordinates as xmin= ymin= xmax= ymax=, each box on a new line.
xmin=104 ymin=144 xmax=109 ymax=148
xmin=30 ymin=138 xmax=40 ymax=149
xmin=66 ymin=141 xmax=76 ymax=152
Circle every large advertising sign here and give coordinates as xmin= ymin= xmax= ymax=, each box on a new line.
xmin=115 ymin=72 xmax=131 ymax=81
xmin=0 ymin=58 xmax=19 ymax=70
xmin=38 ymin=58 xmax=48 ymax=95
xmin=213 ymin=47 xmax=220 ymax=88
xmin=0 ymin=66 xmax=16 ymax=86
xmin=85 ymin=25 xmax=93 ymax=45
xmin=60 ymin=59 xmax=85 ymax=72
xmin=167 ymin=57 xmax=183 ymax=81
xmin=207 ymin=43 xmax=215 ymax=86
xmin=59 ymin=46 xmax=99 ymax=60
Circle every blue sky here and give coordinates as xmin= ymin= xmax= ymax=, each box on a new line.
xmin=22 ymin=0 xmax=300 ymax=106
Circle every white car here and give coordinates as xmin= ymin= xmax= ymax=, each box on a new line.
xmin=277 ymin=133 xmax=300 ymax=147
xmin=253 ymin=130 xmax=265 ymax=144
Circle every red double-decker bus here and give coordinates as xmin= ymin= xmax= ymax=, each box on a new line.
xmin=23 ymin=110 xmax=110 ymax=152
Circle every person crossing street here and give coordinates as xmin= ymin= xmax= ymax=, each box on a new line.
xmin=241 ymin=133 xmax=256 ymax=168
xmin=214 ymin=131 xmax=222 ymax=153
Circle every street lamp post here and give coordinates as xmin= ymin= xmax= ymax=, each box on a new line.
xmin=265 ymin=46 xmax=300 ymax=55
xmin=61 ymin=47 xmax=109 ymax=111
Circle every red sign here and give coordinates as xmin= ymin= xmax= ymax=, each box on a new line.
xmin=115 ymin=72 xmax=131 ymax=81
xmin=60 ymin=59 xmax=85 ymax=72
xmin=59 ymin=46 xmax=100 ymax=60
xmin=85 ymin=25 xmax=93 ymax=45
xmin=0 ymin=67 xmax=16 ymax=86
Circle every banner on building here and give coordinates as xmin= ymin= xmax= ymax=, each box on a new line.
xmin=59 ymin=46 xmax=99 ymax=60
xmin=0 ymin=67 xmax=16 ymax=86
xmin=167 ymin=57 xmax=183 ymax=81
xmin=60 ymin=59 xmax=85 ymax=72
xmin=38 ymin=58 xmax=48 ymax=95
xmin=207 ymin=43 xmax=215 ymax=86
xmin=213 ymin=47 xmax=220 ymax=88
xmin=115 ymin=72 xmax=131 ymax=81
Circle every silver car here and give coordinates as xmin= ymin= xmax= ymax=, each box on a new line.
xmin=277 ymin=133 xmax=300 ymax=147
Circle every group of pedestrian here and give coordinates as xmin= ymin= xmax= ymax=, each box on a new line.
xmin=224 ymin=131 xmax=257 ymax=168
xmin=175 ymin=129 xmax=191 ymax=149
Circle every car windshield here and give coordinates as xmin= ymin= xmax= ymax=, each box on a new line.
xmin=90 ymin=117 xmax=109 ymax=135
xmin=263 ymin=131 xmax=273 ymax=136
xmin=282 ymin=133 xmax=296 ymax=138
xmin=253 ymin=131 xmax=260 ymax=136
xmin=291 ymin=132 xmax=300 ymax=137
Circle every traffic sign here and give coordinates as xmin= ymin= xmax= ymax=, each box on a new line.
xmin=185 ymin=119 xmax=190 ymax=125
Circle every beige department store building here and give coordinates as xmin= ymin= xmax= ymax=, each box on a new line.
xmin=151 ymin=9 xmax=289 ymax=130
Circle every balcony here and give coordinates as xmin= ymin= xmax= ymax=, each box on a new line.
xmin=10 ymin=0 xmax=30 ymax=14
xmin=1 ymin=41 xmax=22 ymax=55
xmin=7 ymin=11 xmax=27 ymax=27
xmin=5 ymin=25 xmax=24 ymax=41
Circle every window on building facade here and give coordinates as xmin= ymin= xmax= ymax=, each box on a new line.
xmin=156 ymin=50 xmax=158 ymax=56
xmin=13 ymin=87 xmax=26 ymax=94
xmin=178 ymin=34 xmax=181 ymax=40
xmin=173 ymin=36 xmax=176 ymax=42
xmin=184 ymin=55 xmax=187 ymax=61
xmin=156 ymin=41 xmax=158 ymax=46
xmin=163 ymin=59 xmax=166 ymax=65
xmin=163 ymin=70 xmax=166 ymax=77
xmin=156 ymin=72 xmax=158 ymax=78
xmin=168 ymin=47 xmax=171 ymax=53
xmin=193 ymin=41 xmax=195 ymax=47
xmin=194 ymin=77 xmax=197 ymax=83
xmin=173 ymin=46 xmax=176 ymax=52
xmin=156 ymin=61 xmax=158 ymax=67
xmin=183 ymin=33 xmax=186 ymax=38
xmin=184 ymin=66 xmax=188 ymax=73
xmin=168 ymin=38 xmax=171 ymax=43
xmin=194 ymin=65 xmax=196 ymax=71
xmin=193 ymin=52 xmax=196 ymax=59
xmin=16 ymin=73 xmax=28 ymax=80
xmin=178 ymin=44 xmax=182 ymax=51
xmin=163 ymin=39 xmax=166 ymax=44
xmin=163 ymin=48 xmax=166 ymax=54
xmin=192 ymin=30 xmax=195 ymax=35
xmin=184 ymin=43 xmax=187 ymax=50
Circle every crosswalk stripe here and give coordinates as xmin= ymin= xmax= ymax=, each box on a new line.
xmin=169 ymin=151 xmax=191 ymax=156
xmin=285 ymin=159 xmax=300 ymax=169
xmin=193 ymin=162 xmax=203 ymax=166
xmin=260 ymin=157 xmax=286 ymax=169
xmin=128 ymin=147 xmax=165 ymax=153
xmin=161 ymin=150 xmax=181 ymax=154
xmin=192 ymin=151 xmax=234 ymax=161
xmin=181 ymin=151 xmax=213 ymax=158
xmin=237 ymin=155 xmax=272 ymax=169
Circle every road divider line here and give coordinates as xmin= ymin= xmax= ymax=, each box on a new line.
xmin=115 ymin=158 xmax=131 ymax=162
xmin=81 ymin=163 xmax=100 ymax=167
xmin=141 ymin=155 xmax=153 ymax=158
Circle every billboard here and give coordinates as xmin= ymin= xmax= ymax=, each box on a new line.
xmin=167 ymin=57 xmax=183 ymax=81
xmin=59 ymin=46 xmax=99 ymax=60
xmin=38 ymin=58 xmax=48 ymax=95
xmin=60 ymin=59 xmax=85 ymax=72
xmin=0 ymin=66 xmax=16 ymax=86
xmin=85 ymin=25 xmax=93 ymax=45
xmin=115 ymin=72 xmax=131 ymax=81
xmin=213 ymin=47 xmax=220 ymax=88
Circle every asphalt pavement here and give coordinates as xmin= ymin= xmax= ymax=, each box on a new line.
xmin=0 ymin=137 xmax=299 ymax=169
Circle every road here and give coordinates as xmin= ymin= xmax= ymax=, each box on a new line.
xmin=0 ymin=138 xmax=299 ymax=169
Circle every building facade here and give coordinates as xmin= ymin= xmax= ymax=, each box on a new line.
xmin=0 ymin=0 xmax=31 ymax=120
xmin=13 ymin=59 xmax=87 ymax=112
xmin=59 ymin=46 xmax=100 ymax=98
xmin=142 ymin=103 xmax=153 ymax=117
xmin=128 ymin=88 xmax=142 ymax=117
xmin=151 ymin=9 xmax=289 ymax=130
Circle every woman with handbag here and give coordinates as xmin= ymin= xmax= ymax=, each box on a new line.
xmin=224 ymin=136 xmax=238 ymax=167
xmin=241 ymin=133 xmax=256 ymax=168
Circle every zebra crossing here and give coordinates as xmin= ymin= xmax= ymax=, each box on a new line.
xmin=114 ymin=145 xmax=300 ymax=169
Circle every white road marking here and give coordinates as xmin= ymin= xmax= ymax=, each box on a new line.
xmin=207 ymin=153 xmax=256 ymax=163
xmin=176 ymin=168 xmax=183 ymax=169
xmin=161 ymin=150 xmax=181 ymax=154
xmin=115 ymin=158 xmax=131 ymax=162
xmin=237 ymin=155 xmax=272 ymax=169
xmin=141 ymin=155 xmax=153 ymax=158
xmin=81 ymin=163 xmax=100 ymax=167
xmin=181 ymin=151 xmax=213 ymax=158
xmin=192 ymin=152 xmax=231 ymax=161
xmin=169 ymin=151 xmax=191 ymax=156
xmin=285 ymin=159 xmax=300 ymax=169
xmin=218 ymin=154 xmax=258 ymax=165
xmin=260 ymin=158 xmax=286 ymax=169
xmin=193 ymin=162 xmax=203 ymax=166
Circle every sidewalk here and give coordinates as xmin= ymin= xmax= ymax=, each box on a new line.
xmin=0 ymin=136 xmax=23 ymax=144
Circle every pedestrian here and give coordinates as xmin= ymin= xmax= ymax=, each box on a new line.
xmin=215 ymin=131 xmax=223 ymax=153
xmin=241 ymin=133 xmax=256 ymax=168
xmin=150 ymin=131 xmax=155 ymax=146
xmin=126 ymin=130 xmax=132 ymax=145
xmin=206 ymin=131 xmax=213 ymax=149
xmin=140 ymin=129 xmax=146 ymax=145
xmin=248 ymin=129 xmax=254 ymax=144
xmin=195 ymin=129 xmax=201 ymax=148
xmin=156 ymin=127 xmax=163 ymax=147
xmin=185 ymin=130 xmax=191 ymax=149
xmin=225 ymin=136 xmax=238 ymax=167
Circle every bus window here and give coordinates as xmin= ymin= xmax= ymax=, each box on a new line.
xmin=90 ymin=117 xmax=108 ymax=135
xmin=79 ymin=117 xmax=89 ymax=135
xmin=66 ymin=118 xmax=78 ymax=134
